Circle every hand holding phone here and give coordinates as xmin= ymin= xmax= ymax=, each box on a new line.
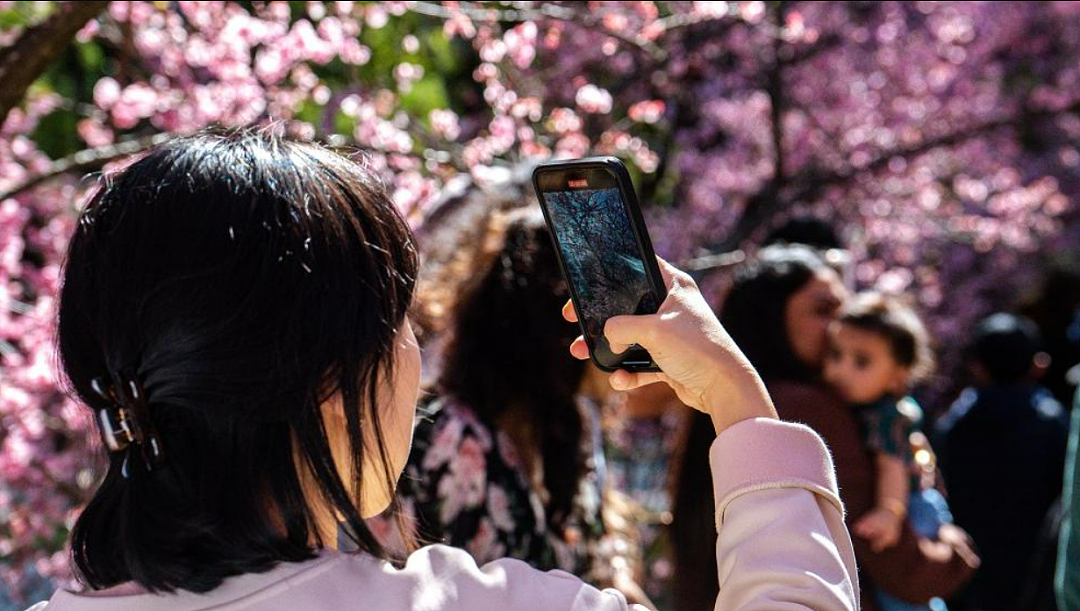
xmin=533 ymin=157 xmax=667 ymax=372
xmin=563 ymin=258 xmax=779 ymax=434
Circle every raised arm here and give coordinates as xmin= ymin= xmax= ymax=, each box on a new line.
xmin=563 ymin=259 xmax=859 ymax=610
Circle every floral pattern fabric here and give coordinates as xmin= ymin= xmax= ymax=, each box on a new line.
xmin=386 ymin=396 xmax=607 ymax=579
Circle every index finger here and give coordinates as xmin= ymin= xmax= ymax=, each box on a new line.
xmin=656 ymin=256 xmax=692 ymax=291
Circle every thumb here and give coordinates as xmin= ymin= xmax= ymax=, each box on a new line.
xmin=604 ymin=313 xmax=657 ymax=355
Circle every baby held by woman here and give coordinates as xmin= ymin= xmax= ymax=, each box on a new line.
xmin=824 ymin=292 xmax=953 ymax=611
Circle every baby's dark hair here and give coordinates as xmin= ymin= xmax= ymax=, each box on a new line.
xmin=838 ymin=292 xmax=935 ymax=383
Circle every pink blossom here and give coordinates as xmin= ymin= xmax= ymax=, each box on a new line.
xmin=429 ymin=109 xmax=461 ymax=141
xmin=365 ymin=4 xmax=388 ymax=28
xmin=111 ymin=83 xmax=160 ymax=129
xmin=602 ymin=13 xmax=629 ymax=32
xmin=574 ymin=84 xmax=613 ymax=114
xmin=77 ymin=118 xmax=115 ymax=148
xmin=503 ymin=22 xmax=537 ymax=69
xmin=339 ymin=38 xmax=372 ymax=65
xmin=393 ymin=62 xmax=425 ymax=92
xmin=255 ymin=47 xmax=288 ymax=84
xmin=548 ymin=107 xmax=583 ymax=134
xmin=555 ymin=133 xmax=590 ymax=159
xmin=76 ymin=18 xmax=100 ymax=44
xmin=7 ymin=1 xmax=1080 ymax=600
xmin=444 ymin=12 xmax=476 ymax=39
xmin=628 ymin=100 xmax=665 ymax=124
xmin=694 ymin=1 xmax=730 ymax=18
xmin=486 ymin=115 xmax=516 ymax=153
xmin=92 ymin=77 xmax=121 ymax=109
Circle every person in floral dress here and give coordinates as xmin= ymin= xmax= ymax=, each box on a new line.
xmin=375 ymin=208 xmax=643 ymax=596
xmin=397 ymin=394 xmax=606 ymax=576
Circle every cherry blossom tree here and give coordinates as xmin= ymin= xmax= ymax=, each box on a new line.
xmin=3 ymin=1 xmax=1080 ymax=603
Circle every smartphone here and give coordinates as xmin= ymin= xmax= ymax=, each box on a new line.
xmin=533 ymin=157 xmax=667 ymax=372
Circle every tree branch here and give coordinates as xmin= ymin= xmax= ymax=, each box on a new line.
xmin=406 ymin=1 xmax=669 ymax=61
xmin=710 ymin=100 xmax=1080 ymax=252
xmin=0 ymin=132 xmax=174 ymax=202
xmin=778 ymin=32 xmax=844 ymax=67
xmin=0 ymin=1 xmax=110 ymax=128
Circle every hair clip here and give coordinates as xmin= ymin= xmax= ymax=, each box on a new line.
xmin=91 ymin=377 xmax=135 ymax=451
xmin=90 ymin=371 xmax=165 ymax=478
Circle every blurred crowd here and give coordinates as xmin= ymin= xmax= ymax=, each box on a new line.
xmin=366 ymin=177 xmax=1080 ymax=611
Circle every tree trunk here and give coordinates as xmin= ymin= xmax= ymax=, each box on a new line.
xmin=0 ymin=1 xmax=110 ymax=128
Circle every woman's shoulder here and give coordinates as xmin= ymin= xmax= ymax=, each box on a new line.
xmin=334 ymin=546 xmax=631 ymax=611
xmin=33 ymin=549 xmax=631 ymax=611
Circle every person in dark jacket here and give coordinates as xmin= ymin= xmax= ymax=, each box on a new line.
xmin=935 ymin=313 xmax=1069 ymax=610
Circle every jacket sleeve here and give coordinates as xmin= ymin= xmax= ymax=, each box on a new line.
xmin=436 ymin=418 xmax=858 ymax=611
xmin=709 ymin=418 xmax=859 ymax=610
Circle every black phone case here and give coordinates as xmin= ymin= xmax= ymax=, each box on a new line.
xmin=532 ymin=156 xmax=668 ymax=373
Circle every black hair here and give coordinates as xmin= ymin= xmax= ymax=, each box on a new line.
xmin=669 ymin=243 xmax=831 ymax=611
xmin=837 ymin=292 xmax=935 ymax=383
xmin=764 ymin=215 xmax=844 ymax=251
xmin=668 ymin=409 xmax=719 ymax=611
xmin=58 ymin=126 xmax=418 ymax=593
xmin=972 ymin=313 xmax=1043 ymax=384
xmin=436 ymin=208 xmax=586 ymax=530
xmin=720 ymin=243 xmax=832 ymax=382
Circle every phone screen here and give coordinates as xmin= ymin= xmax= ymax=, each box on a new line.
xmin=539 ymin=174 xmax=660 ymax=369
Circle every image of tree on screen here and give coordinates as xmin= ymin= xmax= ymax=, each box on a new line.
xmin=544 ymin=188 xmax=656 ymax=339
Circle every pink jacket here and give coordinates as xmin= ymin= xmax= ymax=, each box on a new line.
xmin=33 ymin=418 xmax=860 ymax=611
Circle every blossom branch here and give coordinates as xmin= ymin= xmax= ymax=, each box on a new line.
xmin=406 ymin=1 xmax=668 ymax=60
xmin=0 ymin=132 xmax=176 ymax=203
xmin=711 ymin=99 xmax=1080 ymax=253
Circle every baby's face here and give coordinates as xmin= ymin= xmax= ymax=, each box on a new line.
xmin=823 ymin=322 xmax=909 ymax=404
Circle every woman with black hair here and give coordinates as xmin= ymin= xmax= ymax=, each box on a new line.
xmin=32 ymin=127 xmax=857 ymax=611
xmin=671 ymin=244 xmax=979 ymax=611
